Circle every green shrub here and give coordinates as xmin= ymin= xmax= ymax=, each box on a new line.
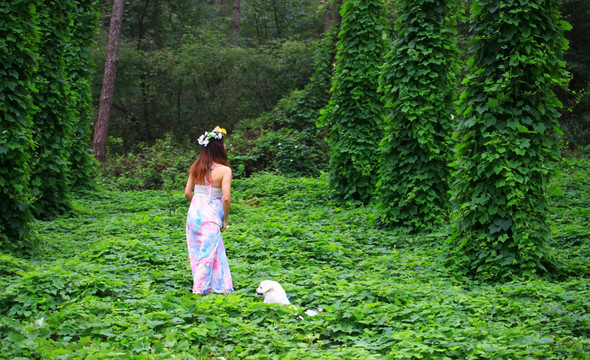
xmin=99 ymin=135 xmax=194 ymax=191
xmin=230 ymin=88 xmax=329 ymax=178
xmin=243 ymin=129 xmax=325 ymax=177
xmin=376 ymin=0 xmax=460 ymax=231
xmin=448 ymin=0 xmax=570 ymax=280
xmin=318 ymin=0 xmax=387 ymax=204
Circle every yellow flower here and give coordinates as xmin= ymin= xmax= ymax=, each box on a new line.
xmin=214 ymin=126 xmax=227 ymax=135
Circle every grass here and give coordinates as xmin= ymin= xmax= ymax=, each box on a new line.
xmin=1 ymin=157 xmax=589 ymax=359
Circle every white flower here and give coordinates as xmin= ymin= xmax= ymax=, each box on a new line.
xmin=212 ymin=130 xmax=223 ymax=140
xmin=198 ymin=126 xmax=225 ymax=146
xmin=198 ymin=133 xmax=210 ymax=146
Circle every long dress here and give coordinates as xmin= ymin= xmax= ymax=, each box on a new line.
xmin=185 ymin=175 xmax=234 ymax=295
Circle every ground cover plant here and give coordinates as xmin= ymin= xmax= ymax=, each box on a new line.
xmin=1 ymin=155 xmax=589 ymax=359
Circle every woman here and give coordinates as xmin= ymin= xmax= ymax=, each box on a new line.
xmin=184 ymin=126 xmax=234 ymax=295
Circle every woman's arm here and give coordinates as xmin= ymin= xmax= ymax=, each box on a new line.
xmin=184 ymin=173 xmax=194 ymax=202
xmin=220 ymin=167 xmax=232 ymax=232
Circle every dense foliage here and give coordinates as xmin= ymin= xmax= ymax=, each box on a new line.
xmin=239 ymin=0 xmax=324 ymax=44
xmin=30 ymin=0 xmax=77 ymax=219
xmin=318 ymin=0 xmax=386 ymax=204
xmin=448 ymin=0 xmax=570 ymax=280
xmin=0 ymin=1 xmax=100 ymax=247
xmin=86 ymin=0 xmax=590 ymax=161
xmin=0 ymin=0 xmax=40 ymax=245
xmin=91 ymin=0 xmax=324 ymax=152
xmin=1 ymin=154 xmax=588 ymax=358
xmin=99 ymin=135 xmax=193 ymax=191
xmin=376 ymin=0 xmax=460 ymax=231
xmin=229 ymin=34 xmax=335 ymax=178
xmin=64 ymin=1 xmax=99 ymax=189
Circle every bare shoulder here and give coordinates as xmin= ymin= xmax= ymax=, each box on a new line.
xmin=215 ymin=164 xmax=232 ymax=176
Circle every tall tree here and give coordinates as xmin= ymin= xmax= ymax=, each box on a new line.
xmin=66 ymin=1 xmax=100 ymax=188
xmin=231 ymin=0 xmax=241 ymax=106
xmin=323 ymin=0 xmax=343 ymax=33
xmin=233 ymin=0 xmax=240 ymax=46
xmin=93 ymin=0 xmax=125 ymax=162
xmin=376 ymin=0 xmax=459 ymax=231
xmin=0 ymin=0 xmax=40 ymax=245
xmin=449 ymin=0 xmax=570 ymax=280
xmin=30 ymin=0 xmax=76 ymax=219
xmin=318 ymin=0 xmax=386 ymax=204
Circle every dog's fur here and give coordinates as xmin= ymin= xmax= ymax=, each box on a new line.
xmin=256 ymin=280 xmax=291 ymax=305
xmin=256 ymin=280 xmax=321 ymax=317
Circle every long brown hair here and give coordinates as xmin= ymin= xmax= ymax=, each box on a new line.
xmin=190 ymin=138 xmax=230 ymax=183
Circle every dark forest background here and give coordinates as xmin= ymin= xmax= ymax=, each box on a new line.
xmin=92 ymin=0 xmax=590 ymax=183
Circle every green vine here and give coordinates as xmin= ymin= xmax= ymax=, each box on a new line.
xmin=65 ymin=1 xmax=99 ymax=190
xmin=377 ymin=0 xmax=460 ymax=231
xmin=0 ymin=0 xmax=40 ymax=245
xmin=318 ymin=0 xmax=386 ymax=204
xmin=295 ymin=33 xmax=335 ymax=134
xmin=30 ymin=0 xmax=76 ymax=219
xmin=448 ymin=0 xmax=570 ymax=280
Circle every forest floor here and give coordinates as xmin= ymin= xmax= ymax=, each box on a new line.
xmin=1 ymin=156 xmax=589 ymax=359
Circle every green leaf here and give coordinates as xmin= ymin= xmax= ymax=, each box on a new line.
xmin=560 ymin=20 xmax=573 ymax=31
xmin=487 ymin=97 xmax=499 ymax=108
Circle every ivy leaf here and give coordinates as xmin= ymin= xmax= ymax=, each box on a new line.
xmin=560 ymin=20 xmax=573 ymax=31
xmin=487 ymin=97 xmax=499 ymax=108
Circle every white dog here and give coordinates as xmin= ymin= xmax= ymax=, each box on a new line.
xmin=256 ymin=280 xmax=292 ymax=305
xmin=256 ymin=280 xmax=320 ymax=317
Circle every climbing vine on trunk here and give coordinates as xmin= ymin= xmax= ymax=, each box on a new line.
xmin=448 ymin=0 xmax=570 ymax=280
xmin=0 ymin=0 xmax=40 ymax=245
xmin=377 ymin=0 xmax=460 ymax=231
xmin=318 ymin=0 xmax=386 ymax=204
xmin=65 ymin=1 xmax=100 ymax=190
xmin=30 ymin=0 xmax=76 ymax=219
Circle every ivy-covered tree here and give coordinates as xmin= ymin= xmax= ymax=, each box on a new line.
xmin=0 ymin=0 xmax=40 ymax=245
xmin=66 ymin=1 xmax=99 ymax=189
xmin=377 ymin=0 xmax=459 ymax=231
xmin=449 ymin=0 xmax=570 ymax=280
xmin=30 ymin=0 xmax=76 ymax=219
xmin=318 ymin=0 xmax=386 ymax=204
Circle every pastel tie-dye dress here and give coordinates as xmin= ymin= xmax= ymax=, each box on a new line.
xmin=185 ymin=174 xmax=234 ymax=295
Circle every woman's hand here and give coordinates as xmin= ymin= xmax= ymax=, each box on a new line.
xmin=220 ymin=219 xmax=228 ymax=232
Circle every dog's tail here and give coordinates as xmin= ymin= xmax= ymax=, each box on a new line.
xmin=304 ymin=309 xmax=319 ymax=317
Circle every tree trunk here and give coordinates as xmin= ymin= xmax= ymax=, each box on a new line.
xmin=135 ymin=0 xmax=150 ymax=142
xmin=324 ymin=0 xmax=333 ymax=33
xmin=325 ymin=0 xmax=343 ymax=34
xmin=231 ymin=0 xmax=240 ymax=102
xmin=271 ymin=0 xmax=282 ymax=38
xmin=232 ymin=0 xmax=240 ymax=46
xmin=93 ymin=0 xmax=125 ymax=162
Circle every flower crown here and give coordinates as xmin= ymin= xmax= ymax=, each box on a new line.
xmin=198 ymin=126 xmax=227 ymax=147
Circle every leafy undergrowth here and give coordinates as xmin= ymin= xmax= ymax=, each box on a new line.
xmin=1 ymin=158 xmax=589 ymax=359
